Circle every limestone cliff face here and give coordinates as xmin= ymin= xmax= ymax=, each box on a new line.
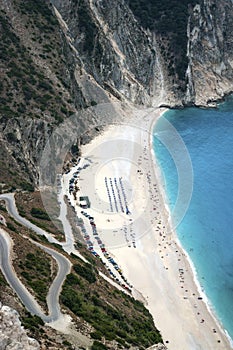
xmin=0 ymin=303 xmax=39 ymax=350
xmin=186 ymin=0 xmax=233 ymax=106
xmin=51 ymin=0 xmax=165 ymax=106
xmin=52 ymin=0 xmax=233 ymax=108
xmin=1 ymin=0 xmax=233 ymax=188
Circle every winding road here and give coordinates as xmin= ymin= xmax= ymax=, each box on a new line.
xmin=0 ymin=229 xmax=46 ymax=319
xmin=29 ymin=239 xmax=71 ymax=322
xmin=0 ymin=193 xmax=71 ymax=323
xmin=0 ymin=193 xmax=59 ymax=244
xmin=0 ymin=192 xmax=114 ymax=324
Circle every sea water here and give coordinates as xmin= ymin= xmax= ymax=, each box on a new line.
xmin=153 ymin=96 xmax=233 ymax=342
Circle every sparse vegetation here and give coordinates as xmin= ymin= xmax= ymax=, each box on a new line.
xmin=20 ymin=182 xmax=34 ymax=192
xmin=0 ymin=0 xmax=76 ymax=133
xmin=6 ymin=222 xmax=17 ymax=232
xmin=128 ymin=0 xmax=199 ymax=82
xmin=91 ymin=341 xmax=108 ymax=350
xmin=30 ymin=207 xmax=50 ymax=220
xmin=15 ymin=192 xmax=65 ymax=241
xmin=75 ymin=0 xmax=98 ymax=55
xmin=0 ymin=1 xmax=176 ymax=348
xmin=21 ymin=313 xmax=44 ymax=332
xmin=61 ymin=268 xmax=163 ymax=348
xmin=0 ymin=0 xmax=80 ymax=190
xmin=0 ymin=203 xmax=7 ymax=212
xmin=18 ymin=249 xmax=52 ymax=305
xmin=73 ymin=263 xmax=97 ymax=283
xmin=0 ymin=271 xmax=6 ymax=287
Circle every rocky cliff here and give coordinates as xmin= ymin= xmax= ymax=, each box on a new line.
xmin=51 ymin=0 xmax=233 ymax=108
xmin=0 ymin=0 xmax=233 ymax=186
xmin=1 ymin=1 xmax=233 ymax=348
xmin=0 ymin=303 xmax=39 ymax=350
xmin=186 ymin=0 xmax=233 ymax=105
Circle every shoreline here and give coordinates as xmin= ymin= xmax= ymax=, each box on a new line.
xmin=150 ymin=110 xmax=233 ymax=348
xmin=63 ymin=104 xmax=232 ymax=349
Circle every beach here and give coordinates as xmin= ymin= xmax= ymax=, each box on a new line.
xmin=63 ymin=105 xmax=232 ymax=350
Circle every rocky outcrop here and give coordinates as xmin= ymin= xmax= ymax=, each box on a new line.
xmin=52 ymin=0 xmax=233 ymax=108
xmin=186 ymin=0 xmax=233 ymax=106
xmin=51 ymin=0 xmax=162 ymax=105
xmin=146 ymin=344 xmax=168 ymax=350
xmin=0 ymin=117 xmax=52 ymax=184
xmin=0 ymin=303 xmax=39 ymax=350
xmin=1 ymin=0 xmax=233 ymax=188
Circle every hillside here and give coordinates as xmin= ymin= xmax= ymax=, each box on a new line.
xmin=1 ymin=0 xmax=233 ymax=189
xmin=1 ymin=0 xmax=233 ymax=349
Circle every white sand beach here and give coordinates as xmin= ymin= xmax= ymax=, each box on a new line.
xmin=63 ymin=105 xmax=232 ymax=350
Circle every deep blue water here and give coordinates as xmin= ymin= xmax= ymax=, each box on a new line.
xmin=153 ymin=97 xmax=233 ymax=342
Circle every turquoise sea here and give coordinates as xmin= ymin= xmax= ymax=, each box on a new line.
xmin=153 ymin=97 xmax=233 ymax=342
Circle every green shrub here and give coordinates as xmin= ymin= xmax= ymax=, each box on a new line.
xmin=73 ymin=263 xmax=97 ymax=283
xmin=62 ymin=340 xmax=72 ymax=346
xmin=91 ymin=341 xmax=108 ymax=350
xmin=90 ymin=331 xmax=102 ymax=340
xmin=30 ymin=207 xmax=50 ymax=220
xmin=0 ymin=274 xmax=6 ymax=286
xmin=0 ymin=204 xmax=7 ymax=212
xmin=28 ymin=280 xmax=46 ymax=299
xmin=60 ymin=287 xmax=82 ymax=313
xmin=51 ymin=242 xmax=63 ymax=251
xmin=6 ymin=222 xmax=17 ymax=232
xmin=66 ymin=273 xmax=81 ymax=286
xmin=21 ymin=313 xmax=44 ymax=331
xmin=21 ymin=271 xmax=32 ymax=280
xmin=18 ymin=206 xmax=26 ymax=217
xmin=20 ymin=181 xmax=34 ymax=192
